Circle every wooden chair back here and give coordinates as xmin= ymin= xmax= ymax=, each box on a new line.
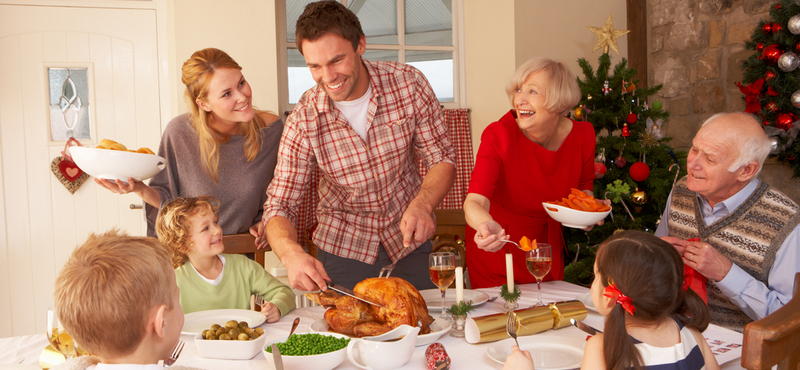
xmin=742 ymin=272 xmax=800 ymax=370
xmin=430 ymin=209 xmax=467 ymax=288
xmin=222 ymin=233 xmax=267 ymax=268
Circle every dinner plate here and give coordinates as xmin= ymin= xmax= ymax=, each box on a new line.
xmin=182 ymin=309 xmax=266 ymax=335
xmin=486 ymin=335 xmax=586 ymax=369
xmin=575 ymin=292 xmax=598 ymax=312
xmin=309 ymin=317 xmax=451 ymax=346
xmin=419 ymin=289 xmax=490 ymax=310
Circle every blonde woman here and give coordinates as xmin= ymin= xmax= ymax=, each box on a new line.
xmin=96 ymin=48 xmax=282 ymax=248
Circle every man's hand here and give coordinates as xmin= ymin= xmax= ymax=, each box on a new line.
xmin=260 ymin=302 xmax=281 ymax=323
xmin=282 ymin=249 xmax=330 ymax=291
xmin=475 ymin=221 xmax=508 ymax=252
xmin=249 ymin=221 xmax=269 ymax=250
xmin=683 ymin=240 xmax=733 ymax=281
xmin=400 ymin=200 xmax=435 ymax=248
xmin=659 ymin=236 xmax=691 ymax=254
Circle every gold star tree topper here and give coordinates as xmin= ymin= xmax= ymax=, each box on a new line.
xmin=588 ymin=14 xmax=630 ymax=55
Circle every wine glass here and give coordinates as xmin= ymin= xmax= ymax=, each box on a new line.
xmin=429 ymin=252 xmax=457 ymax=318
xmin=526 ymin=244 xmax=552 ymax=306
xmin=46 ymin=307 xmax=75 ymax=359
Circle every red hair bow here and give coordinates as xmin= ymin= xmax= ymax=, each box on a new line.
xmin=604 ymin=284 xmax=635 ymax=316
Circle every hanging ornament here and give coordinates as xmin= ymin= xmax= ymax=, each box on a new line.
xmin=763 ymin=23 xmax=773 ymax=34
xmin=776 ymin=3 xmax=783 ymax=9
xmin=602 ymin=80 xmax=612 ymax=95
xmin=773 ymin=22 xmax=783 ymax=34
xmin=776 ymin=113 xmax=798 ymax=130
xmin=596 ymin=149 xmax=606 ymax=163
xmin=790 ymin=15 xmax=800 ymax=34
xmin=626 ymin=113 xmax=637 ymax=124
xmin=630 ymin=162 xmax=651 ymax=182
xmin=622 ymin=123 xmax=631 ymax=137
xmin=50 ymin=138 xmax=89 ymax=194
xmin=574 ymin=107 xmax=583 ymax=120
xmin=652 ymin=100 xmax=663 ymax=110
xmin=766 ymin=101 xmax=779 ymax=111
xmin=769 ymin=136 xmax=781 ymax=155
xmin=631 ymin=188 xmax=648 ymax=205
xmin=763 ymin=44 xmax=783 ymax=64
xmin=765 ymin=70 xmax=776 ymax=80
xmin=736 ymin=79 xmax=765 ymax=114
xmin=756 ymin=42 xmax=765 ymax=52
xmin=626 ymin=82 xmax=636 ymax=92
xmin=791 ymin=91 xmax=800 ymax=108
xmin=778 ymin=51 xmax=800 ymax=72
xmin=614 ymin=155 xmax=627 ymax=168
xmin=641 ymin=118 xmax=663 ymax=148
xmin=763 ymin=119 xmax=772 ymax=126
xmin=594 ymin=161 xmax=607 ymax=179
xmin=796 ymin=41 xmax=800 ymax=52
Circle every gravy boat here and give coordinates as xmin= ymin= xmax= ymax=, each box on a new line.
xmin=346 ymin=324 xmax=420 ymax=370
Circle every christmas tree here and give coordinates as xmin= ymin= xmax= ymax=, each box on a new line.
xmin=561 ymin=52 xmax=687 ymax=286
xmin=738 ymin=0 xmax=800 ymax=178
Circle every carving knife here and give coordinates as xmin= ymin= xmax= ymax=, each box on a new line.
xmin=326 ymin=282 xmax=385 ymax=308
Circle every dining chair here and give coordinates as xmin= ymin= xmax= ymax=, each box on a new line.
xmin=222 ymin=233 xmax=267 ymax=268
xmin=741 ymin=272 xmax=800 ymax=370
xmin=430 ymin=209 xmax=468 ymax=288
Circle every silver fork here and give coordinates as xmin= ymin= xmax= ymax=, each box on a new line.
xmin=506 ymin=311 xmax=519 ymax=347
xmin=378 ymin=263 xmax=395 ymax=278
xmin=254 ymin=293 xmax=265 ymax=307
xmin=497 ymin=239 xmax=520 ymax=247
xmin=162 ymin=340 xmax=184 ymax=368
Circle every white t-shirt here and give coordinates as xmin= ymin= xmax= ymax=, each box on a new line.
xmin=189 ymin=254 xmax=226 ymax=286
xmin=332 ymin=84 xmax=373 ymax=142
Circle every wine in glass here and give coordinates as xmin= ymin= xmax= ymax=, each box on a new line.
xmin=429 ymin=252 xmax=457 ymax=318
xmin=46 ymin=307 xmax=75 ymax=360
xmin=526 ymin=244 xmax=552 ymax=306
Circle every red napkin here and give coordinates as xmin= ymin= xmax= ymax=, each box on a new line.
xmin=684 ymin=238 xmax=708 ymax=304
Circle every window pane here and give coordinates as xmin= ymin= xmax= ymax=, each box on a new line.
xmin=406 ymin=50 xmax=453 ymax=102
xmin=287 ymin=48 xmax=316 ymax=104
xmin=405 ymin=0 xmax=452 ymax=46
xmin=285 ymin=0 xmax=319 ymax=43
xmin=363 ymin=50 xmax=398 ymax=62
xmin=352 ymin=0 xmax=398 ymax=45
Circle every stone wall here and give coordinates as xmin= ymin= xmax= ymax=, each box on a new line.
xmin=648 ymin=0 xmax=800 ymax=203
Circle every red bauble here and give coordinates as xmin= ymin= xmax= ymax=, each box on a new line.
xmin=757 ymin=42 xmax=765 ymax=52
xmin=594 ymin=161 xmax=607 ymax=179
xmin=765 ymin=70 xmax=776 ymax=80
xmin=763 ymin=44 xmax=783 ymax=64
xmin=630 ymin=162 xmax=651 ymax=182
xmin=775 ymin=3 xmax=782 ymax=9
xmin=776 ymin=112 xmax=798 ymax=130
xmin=614 ymin=156 xmax=627 ymax=168
xmin=622 ymin=123 xmax=631 ymax=137
xmin=763 ymin=23 xmax=773 ymax=34
xmin=773 ymin=23 xmax=783 ymax=33
xmin=796 ymin=41 xmax=800 ymax=52
xmin=626 ymin=113 xmax=637 ymax=124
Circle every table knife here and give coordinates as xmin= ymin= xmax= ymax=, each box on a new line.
xmin=570 ymin=318 xmax=602 ymax=335
xmin=326 ymin=282 xmax=385 ymax=308
xmin=271 ymin=344 xmax=284 ymax=370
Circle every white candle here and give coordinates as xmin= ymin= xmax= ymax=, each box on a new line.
xmin=506 ymin=253 xmax=514 ymax=293
xmin=455 ymin=266 xmax=464 ymax=304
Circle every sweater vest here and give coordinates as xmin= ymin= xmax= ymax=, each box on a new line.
xmin=667 ymin=177 xmax=800 ymax=332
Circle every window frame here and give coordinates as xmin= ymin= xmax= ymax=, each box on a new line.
xmin=276 ymin=0 xmax=466 ymax=118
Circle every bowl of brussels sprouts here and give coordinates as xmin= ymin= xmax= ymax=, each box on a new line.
xmin=194 ymin=320 xmax=267 ymax=360
xmin=264 ymin=332 xmax=351 ymax=370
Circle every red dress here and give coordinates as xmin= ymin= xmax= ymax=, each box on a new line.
xmin=466 ymin=110 xmax=595 ymax=288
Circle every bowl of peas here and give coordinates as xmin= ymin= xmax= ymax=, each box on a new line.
xmin=264 ymin=332 xmax=351 ymax=370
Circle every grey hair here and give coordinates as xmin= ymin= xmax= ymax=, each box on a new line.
xmin=701 ymin=112 xmax=771 ymax=176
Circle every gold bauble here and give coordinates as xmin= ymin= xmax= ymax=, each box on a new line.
xmin=574 ymin=107 xmax=583 ymax=120
xmin=631 ymin=189 xmax=648 ymax=205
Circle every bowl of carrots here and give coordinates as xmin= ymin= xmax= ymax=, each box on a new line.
xmin=542 ymin=189 xmax=611 ymax=229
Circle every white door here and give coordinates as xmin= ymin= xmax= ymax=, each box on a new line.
xmin=0 ymin=4 xmax=165 ymax=337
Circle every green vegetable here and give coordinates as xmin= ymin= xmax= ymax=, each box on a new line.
xmin=265 ymin=333 xmax=350 ymax=356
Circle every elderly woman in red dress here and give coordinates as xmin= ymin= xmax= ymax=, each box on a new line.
xmin=464 ymin=58 xmax=604 ymax=289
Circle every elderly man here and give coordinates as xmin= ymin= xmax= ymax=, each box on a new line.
xmin=655 ymin=112 xmax=800 ymax=332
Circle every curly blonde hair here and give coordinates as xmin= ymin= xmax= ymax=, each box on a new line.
xmin=155 ymin=196 xmax=220 ymax=268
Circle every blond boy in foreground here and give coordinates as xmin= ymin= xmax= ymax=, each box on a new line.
xmin=52 ymin=229 xmax=203 ymax=370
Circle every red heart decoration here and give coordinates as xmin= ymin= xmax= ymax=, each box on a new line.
xmin=58 ymin=159 xmax=83 ymax=182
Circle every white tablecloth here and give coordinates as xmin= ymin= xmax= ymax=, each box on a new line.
xmin=0 ymin=281 xmax=745 ymax=369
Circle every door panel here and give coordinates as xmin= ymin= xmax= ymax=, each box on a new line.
xmin=0 ymin=4 xmax=162 ymax=337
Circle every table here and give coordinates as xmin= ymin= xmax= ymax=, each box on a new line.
xmin=0 ymin=281 xmax=745 ymax=369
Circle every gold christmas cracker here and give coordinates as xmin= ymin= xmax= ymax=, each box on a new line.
xmin=464 ymin=300 xmax=587 ymax=344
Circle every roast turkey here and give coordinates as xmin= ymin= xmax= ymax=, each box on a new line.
xmin=306 ymin=277 xmax=434 ymax=337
